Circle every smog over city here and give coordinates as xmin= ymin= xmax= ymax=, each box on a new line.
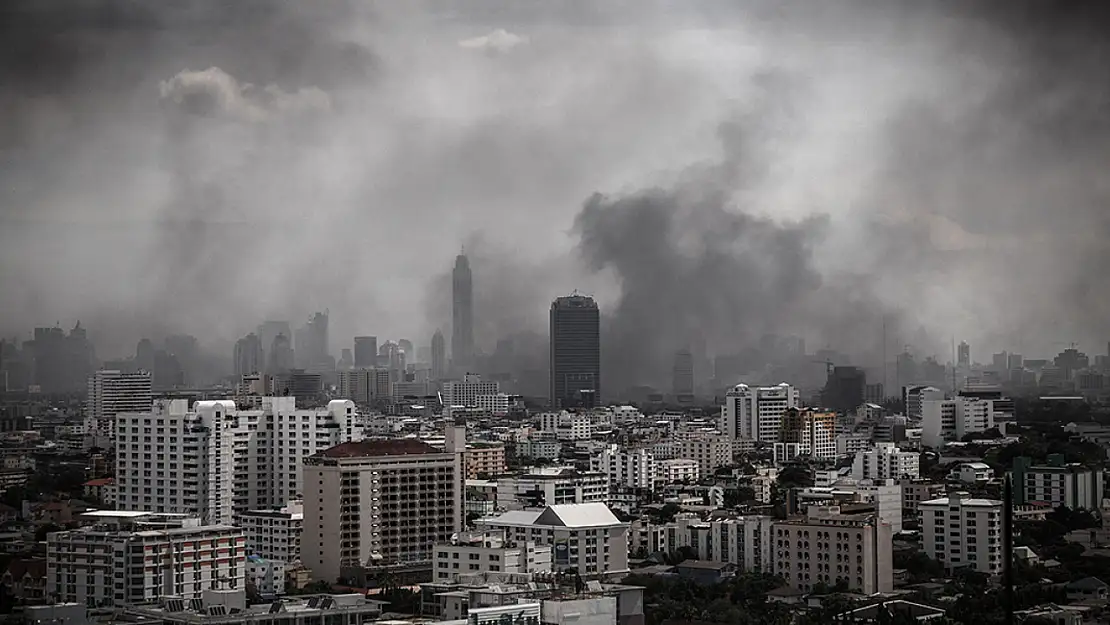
xmin=3 ymin=0 xmax=1110 ymax=394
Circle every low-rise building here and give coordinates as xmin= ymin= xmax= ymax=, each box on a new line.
xmin=466 ymin=442 xmax=508 ymax=479
xmin=656 ymin=458 xmax=699 ymax=484
xmin=477 ymin=503 xmax=629 ymax=578
xmin=851 ymin=443 xmax=920 ymax=481
xmin=948 ymin=462 xmax=993 ymax=484
xmin=238 ymin=501 xmax=303 ymax=564
xmin=495 ymin=467 xmax=609 ymax=510
xmin=245 ymin=555 xmax=285 ymax=597
xmin=900 ymin=479 xmax=945 ymax=520
xmin=124 ymin=590 xmax=386 ymax=624
xmin=1013 ymin=455 xmax=1105 ymax=510
xmin=433 ymin=530 xmax=552 ymax=581
xmin=47 ymin=511 xmax=245 ymax=607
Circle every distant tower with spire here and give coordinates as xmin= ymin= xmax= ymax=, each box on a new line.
xmin=452 ymin=250 xmax=474 ymax=371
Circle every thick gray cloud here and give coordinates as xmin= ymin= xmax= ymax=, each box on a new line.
xmin=2 ymin=0 xmax=1109 ymax=388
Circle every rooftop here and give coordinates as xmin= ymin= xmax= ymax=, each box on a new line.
xmin=317 ymin=439 xmax=442 ymax=458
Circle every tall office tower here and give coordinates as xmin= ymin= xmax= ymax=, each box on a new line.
xmin=302 ymin=426 xmax=466 ymax=582
xmin=295 ymin=311 xmax=331 ymax=369
xmin=268 ymin=333 xmax=295 ymax=374
xmin=115 ymin=397 xmax=362 ymax=524
xmin=257 ymin=320 xmax=292 ymax=364
xmin=135 ymin=338 xmax=155 ymax=372
xmin=672 ymin=348 xmax=694 ymax=397
xmin=86 ymin=370 xmax=152 ymax=440
xmin=28 ymin=325 xmax=88 ymax=393
xmin=398 ymin=339 xmax=414 ymax=359
xmin=353 ymin=336 xmax=378 ymax=368
xmin=549 ymin=294 xmax=601 ymax=409
xmin=336 ymin=368 xmax=392 ymax=405
xmin=720 ymin=383 xmax=799 ymax=441
xmin=821 ymin=366 xmax=866 ymax=414
xmin=452 ymin=253 xmax=474 ymax=370
xmin=233 ymin=333 xmax=264 ymax=379
xmin=957 ymin=341 xmax=970 ymax=368
xmin=431 ymin=330 xmax=447 ymax=380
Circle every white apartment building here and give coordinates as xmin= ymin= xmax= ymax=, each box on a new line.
xmin=900 ymin=480 xmax=946 ymax=519
xmin=537 ymin=411 xmax=593 ymax=441
xmin=495 ymin=467 xmax=609 ymax=510
xmin=442 ymin=374 xmax=500 ymax=409
xmin=47 ymin=511 xmax=245 ymax=607
xmin=515 ymin=439 xmax=561 ymax=461
xmin=302 ymin=429 xmax=466 ymax=583
xmin=611 ymin=406 xmax=642 ymax=425
xmin=904 ymin=386 xmax=943 ymax=420
xmin=656 ymin=458 xmax=700 ymax=484
xmin=474 ymin=393 xmax=511 ymax=416
xmin=432 ymin=530 xmax=553 ymax=581
xmin=792 ymin=481 xmax=904 ymax=533
xmin=920 ymin=492 xmax=1003 ymax=574
xmin=477 ymin=503 xmax=629 ymax=578
xmin=239 ymin=501 xmax=303 ymax=564
xmin=336 ymin=368 xmax=392 ymax=405
xmin=772 ymin=506 xmax=893 ymax=595
xmin=629 ymin=515 xmax=773 ymax=572
xmin=592 ymin=445 xmax=656 ymax=490
xmin=721 ymin=383 xmax=799 ymax=442
xmin=1014 ymin=456 xmax=1105 ymax=510
xmin=245 ymin=555 xmax=285 ymax=597
xmin=922 ymin=395 xmax=1001 ymax=447
xmin=773 ymin=409 xmax=837 ymax=464
xmin=115 ymin=398 xmax=363 ymax=525
xmin=851 ymin=443 xmax=920 ymax=481
xmin=86 ymin=370 xmax=152 ymax=439
xmin=653 ymin=432 xmax=732 ymax=475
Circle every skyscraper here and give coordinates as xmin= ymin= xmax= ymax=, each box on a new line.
xmin=353 ymin=336 xmax=378 ymax=368
xmin=549 ymin=294 xmax=600 ymax=409
xmin=672 ymin=348 xmax=694 ymax=398
xmin=452 ymin=253 xmax=474 ymax=370
xmin=233 ymin=333 xmax=264 ymax=379
xmin=431 ymin=329 xmax=446 ymax=380
xmin=957 ymin=341 xmax=970 ymax=368
xmin=295 ymin=312 xmax=330 ymax=369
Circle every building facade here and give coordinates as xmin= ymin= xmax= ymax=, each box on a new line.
xmin=919 ymin=492 xmax=1003 ymax=574
xmin=721 ymin=383 xmax=799 ymax=441
xmin=46 ymin=511 xmax=244 ymax=607
xmin=86 ymin=370 xmax=152 ymax=440
xmin=851 ymin=443 xmax=920 ymax=481
xmin=301 ymin=431 xmax=466 ymax=582
xmin=549 ymin=295 xmax=601 ymax=409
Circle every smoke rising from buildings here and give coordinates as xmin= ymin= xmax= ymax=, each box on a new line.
xmin=2 ymin=0 xmax=1109 ymax=389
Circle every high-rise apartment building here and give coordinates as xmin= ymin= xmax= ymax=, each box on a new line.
xmin=592 ymin=445 xmax=656 ymax=490
xmin=115 ymin=398 xmax=362 ymax=525
xmin=234 ymin=333 xmax=264 ymax=379
xmin=47 ymin=511 xmax=244 ymax=606
xmin=353 ymin=336 xmax=378 ymax=368
xmin=919 ymin=492 xmax=1002 ymax=574
xmin=721 ymin=383 xmax=799 ymax=441
xmin=452 ymin=253 xmax=474 ymax=370
xmin=772 ymin=506 xmax=893 ymax=595
xmin=302 ymin=429 xmax=466 ymax=582
xmin=431 ymin=330 xmax=447 ymax=380
xmin=821 ymin=366 xmax=866 ymax=415
xmin=851 ymin=443 xmax=920 ymax=481
xmin=549 ymin=294 xmax=601 ymax=409
xmin=773 ymin=408 xmax=836 ymax=463
xmin=922 ymin=393 xmax=1002 ymax=447
xmin=86 ymin=369 xmax=152 ymax=439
